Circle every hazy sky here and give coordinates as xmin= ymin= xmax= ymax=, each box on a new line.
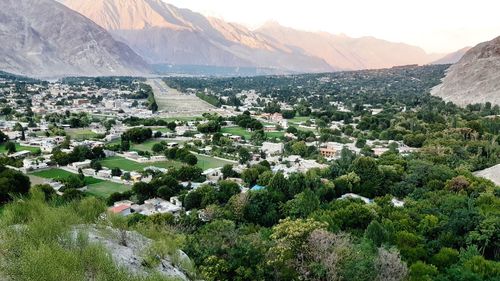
xmin=164 ymin=0 xmax=500 ymax=54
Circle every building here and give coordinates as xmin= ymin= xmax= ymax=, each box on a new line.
xmin=320 ymin=147 xmax=336 ymax=158
xmin=71 ymin=160 xmax=91 ymax=170
xmin=261 ymin=142 xmax=284 ymax=156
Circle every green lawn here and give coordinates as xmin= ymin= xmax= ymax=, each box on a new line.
xmin=196 ymin=154 xmax=234 ymax=170
xmin=131 ymin=140 xmax=162 ymax=152
xmin=100 ymin=156 xmax=184 ymax=171
xmin=101 ymin=154 xmax=232 ymax=172
xmin=87 ymin=181 xmax=131 ymax=198
xmin=0 ymin=143 xmax=40 ymax=154
xmin=32 ymin=169 xmax=103 ymax=185
xmin=32 ymin=168 xmax=129 ymax=198
xmin=288 ymin=116 xmax=312 ymax=124
xmin=65 ymin=129 xmax=99 ymax=140
xmin=221 ymin=127 xmax=253 ymax=139
xmin=221 ymin=127 xmax=284 ymax=140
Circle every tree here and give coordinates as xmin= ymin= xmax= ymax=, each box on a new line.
xmin=375 ymin=248 xmax=408 ymax=281
xmin=349 ymin=156 xmax=382 ymax=197
xmin=90 ymin=160 xmax=102 ymax=171
xmin=121 ymin=140 xmax=130 ymax=151
xmin=0 ymin=166 xmax=31 ymax=203
xmin=0 ymin=130 xmax=8 ymax=143
xmin=365 ymin=220 xmax=389 ymax=247
xmin=184 ymin=154 xmax=198 ymax=166
xmin=238 ymin=147 xmax=251 ymax=164
xmin=152 ymin=143 xmax=165 ymax=154
xmin=408 ymin=261 xmax=438 ymax=281
xmin=283 ymin=189 xmax=320 ymax=218
xmin=5 ymin=141 xmax=16 ymax=154
xmin=217 ymin=180 xmax=240 ymax=204
xmin=221 ymin=164 xmax=237 ymax=179
xmin=111 ymin=167 xmax=122 ymax=177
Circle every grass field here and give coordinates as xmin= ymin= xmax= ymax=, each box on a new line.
xmin=86 ymin=181 xmax=131 ymax=198
xmin=221 ymin=127 xmax=284 ymax=139
xmin=195 ymin=154 xmax=234 ymax=170
xmin=101 ymin=154 xmax=232 ymax=172
xmin=32 ymin=169 xmax=103 ymax=185
xmin=288 ymin=116 xmax=312 ymax=124
xmin=100 ymin=156 xmax=184 ymax=171
xmin=31 ymin=168 xmax=130 ymax=198
xmin=0 ymin=143 xmax=40 ymax=154
xmin=65 ymin=129 xmax=99 ymax=140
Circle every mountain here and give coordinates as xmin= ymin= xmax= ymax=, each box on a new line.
xmin=0 ymin=0 xmax=149 ymax=78
xmin=432 ymin=47 xmax=471 ymax=65
xmin=63 ymin=0 xmax=333 ymax=73
xmin=432 ymin=36 xmax=500 ymax=106
xmin=255 ymin=21 xmax=442 ymax=70
xmin=63 ymin=0 xmax=444 ymax=73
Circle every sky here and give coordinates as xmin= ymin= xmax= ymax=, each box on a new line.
xmin=164 ymin=0 xmax=500 ymax=54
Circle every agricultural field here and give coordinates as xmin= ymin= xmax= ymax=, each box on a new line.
xmin=0 ymin=143 xmax=40 ymax=154
xmin=287 ymin=116 xmax=312 ymax=124
xmin=130 ymin=139 xmax=181 ymax=152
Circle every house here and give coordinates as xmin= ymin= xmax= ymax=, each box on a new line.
xmin=9 ymin=150 xmax=32 ymax=159
xmin=23 ymin=158 xmax=48 ymax=170
xmin=320 ymin=146 xmax=336 ymax=158
xmin=339 ymin=193 xmax=373 ymax=204
xmin=71 ymin=160 xmax=91 ymax=170
xmin=133 ymin=198 xmax=182 ymax=216
xmin=261 ymin=142 xmax=284 ymax=156
xmin=97 ymin=169 xmax=112 ymax=178
xmin=109 ymin=204 xmax=132 ymax=216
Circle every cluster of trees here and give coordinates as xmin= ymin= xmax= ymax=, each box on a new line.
xmin=232 ymin=112 xmax=263 ymax=131
xmin=0 ymin=165 xmax=31 ymax=203
xmin=121 ymin=127 xmax=153 ymax=143
xmin=51 ymin=145 xmax=105 ymax=166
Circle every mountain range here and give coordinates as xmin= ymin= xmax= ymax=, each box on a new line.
xmin=62 ymin=0 xmax=456 ymax=73
xmin=0 ymin=0 xmax=470 ymax=77
xmin=0 ymin=0 xmax=149 ymax=78
xmin=432 ymin=36 xmax=500 ymax=106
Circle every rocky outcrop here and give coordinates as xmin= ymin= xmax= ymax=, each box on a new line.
xmin=72 ymin=225 xmax=190 ymax=280
xmin=432 ymin=36 xmax=500 ymax=106
xmin=0 ymin=0 xmax=150 ymax=78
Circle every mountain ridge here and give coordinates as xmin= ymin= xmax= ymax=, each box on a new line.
xmin=0 ymin=0 xmax=150 ymax=78
xmin=62 ymin=0 xmax=446 ymax=72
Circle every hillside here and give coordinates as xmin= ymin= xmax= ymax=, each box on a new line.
xmin=432 ymin=47 xmax=471 ymax=65
xmin=432 ymin=36 xmax=500 ymax=106
xmin=0 ymin=0 xmax=149 ymax=78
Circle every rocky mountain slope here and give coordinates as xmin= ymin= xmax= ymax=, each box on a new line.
xmin=432 ymin=47 xmax=471 ymax=65
xmin=63 ymin=0 xmax=444 ymax=72
xmin=432 ymin=36 xmax=500 ymax=106
xmin=63 ymin=0 xmax=332 ymax=73
xmin=0 ymin=0 xmax=149 ymax=78
xmin=256 ymin=21 xmax=442 ymax=70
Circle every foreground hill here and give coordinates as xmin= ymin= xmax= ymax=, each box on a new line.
xmin=432 ymin=36 xmax=500 ymax=106
xmin=0 ymin=0 xmax=149 ymax=77
xmin=63 ymin=0 xmax=444 ymax=72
